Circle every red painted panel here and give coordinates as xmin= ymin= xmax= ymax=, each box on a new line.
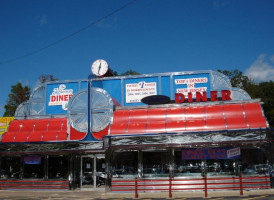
xmin=1 ymin=132 xmax=17 ymax=143
xmin=112 ymin=110 xmax=130 ymax=124
xmin=246 ymin=117 xmax=267 ymax=128
xmin=13 ymin=131 xmax=31 ymax=142
xmin=226 ymin=118 xmax=248 ymax=129
xmin=166 ymin=120 xmax=185 ymax=132
xmin=57 ymin=131 xmax=67 ymax=141
xmin=28 ymin=131 xmax=43 ymax=142
xmin=243 ymin=103 xmax=263 ymax=117
xmin=204 ymin=105 xmax=224 ymax=119
xmin=167 ymin=107 xmax=185 ymax=121
xmin=147 ymin=122 xmax=166 ymax=133
xmin=34 ymin=119 xmax=49 ymax=131
xmin=42 ymin=131 xmax=57 ymax=141
xmin=7 ymin=120 xmax=23 ymax=132
xmin=186 ymin=120 xmax=206 ymax=131
xmin=110 ymin=123 xmax=128 ymax=135
xmin=70 ymin=126 xmax=86 ymax=140
xmin=148 ymin=108 xmax=166 ymax=122
xmin=206 ymin=118 xmax=227 ymax=130
xmin=20 ymin=120 xmax=36 ymax=132
xmin=242 ymin=103 xmax=268 ymax=128
xmin=127 ymin=123 xmax=146 ymax=134
xmin=47 ymin=118 xmax=64 ymax=131
xmin=223 ymin=104 xmax=248 ymax=129
xmin=223 ymin=104 xmax=244 ymax=118
xmin=185 ymin=107 xmax=204 ymax=120
xmin=129 ymin=109 xmax=148 ymax=123
xmin=92 ymin=125 xmax=109 ymax=139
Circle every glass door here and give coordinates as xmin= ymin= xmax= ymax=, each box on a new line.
xmin=81 ymin=156 xmax=94 ymax=189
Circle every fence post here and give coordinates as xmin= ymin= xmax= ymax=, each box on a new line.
xmin=169 ymin=176 xmax=172 ymax=198
xmin=135 ymin=177 xmax=138 ymax=199
xmin=239 ymin=173 xmax=243 ymax=196
xmin=204 ymin=175 xmax=208 ymax=198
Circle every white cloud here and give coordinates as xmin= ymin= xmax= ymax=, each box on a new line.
xmin=40 ymin=15 xmax=48 ymax=26
xmin=245 ymin=54 xmax=274 ymax=83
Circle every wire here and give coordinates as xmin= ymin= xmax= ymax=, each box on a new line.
xmin=0 ymin=0 xmax=137 ymax=65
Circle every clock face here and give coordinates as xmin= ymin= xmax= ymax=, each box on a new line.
xmin=91 ymin=59 xmax=109 ymax=77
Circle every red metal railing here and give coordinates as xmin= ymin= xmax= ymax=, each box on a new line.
xmin=112 ymin=174 xmax=271 ymax=198
xmin=0 ymin=180 xmax=69 ymax=190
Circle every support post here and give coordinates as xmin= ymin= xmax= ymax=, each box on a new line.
xmin=204 ymin=175 xmax=208 ymax=198
xmin=135 ymin=177 xmax=138 ymax=199
xmin=169 ymin=176 xmax=172 ymax=198
xmin=239 ymin=173 xmax=243 ymax=196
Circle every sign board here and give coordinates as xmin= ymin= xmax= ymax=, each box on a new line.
xmin=182 ymin=148 xmax=241 ymax=160
xmin=24 ymin=156 xmax=41 ymax=164
xmin=46 ymin=83 xmax=79 ymax=114
xmin=0 ymin=117 xmax=14 ymax=134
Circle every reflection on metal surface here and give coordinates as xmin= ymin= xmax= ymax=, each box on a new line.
xmin=68 ymin=87 xmax=113 ymax=133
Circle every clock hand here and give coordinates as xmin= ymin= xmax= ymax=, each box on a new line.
xmin=98 ymin=63 xmax=101 ymax=74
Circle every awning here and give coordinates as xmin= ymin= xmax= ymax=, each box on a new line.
xmin=109 ymin=102 xmax=268 ymax=136
xmin=1 ymin=118 xmax=86 ymax=143
xmin=1 ymin=102 xmax=269 ymax=144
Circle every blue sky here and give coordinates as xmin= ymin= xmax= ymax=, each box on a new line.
xmin=0 ymin=0 xmax=274 ymax=116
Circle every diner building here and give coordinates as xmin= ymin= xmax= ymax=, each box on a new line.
xmin=0 ymin=67 xmax=273 ymax=192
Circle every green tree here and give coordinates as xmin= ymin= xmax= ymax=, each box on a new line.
xmin=217 ymin=69 xmax=251 ymax=89
xmin=120 ymin=69 xmax=140 ymax=76
xmin=3 ymin=82 xmax=31 ymax=117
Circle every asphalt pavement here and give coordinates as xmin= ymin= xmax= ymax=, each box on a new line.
xmin=0 ymin=189 xmax=274 ymax=199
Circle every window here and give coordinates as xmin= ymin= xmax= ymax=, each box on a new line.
xmin=48 ymin=156 xmax=69 ymax=179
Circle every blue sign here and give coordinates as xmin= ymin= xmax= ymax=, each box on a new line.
xmin=182 ymin=148 xmax=241 ymax=160
xmin=24 ymin=156 xmax=41 ymax=164
xmin=46 ymin=82 xmax=79 ymax=114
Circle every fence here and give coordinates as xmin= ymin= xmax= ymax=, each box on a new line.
xmin=111 ymin=174 xmax=271 ymax=198
xmin=0 ymin=180 xmax=69 ymax=190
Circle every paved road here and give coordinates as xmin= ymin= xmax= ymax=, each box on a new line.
xmin=0 ymin=189 xmax=274 ymax=199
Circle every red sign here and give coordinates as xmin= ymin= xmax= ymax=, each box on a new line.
xmin=175 ymin=90 xmax=232 ymax=103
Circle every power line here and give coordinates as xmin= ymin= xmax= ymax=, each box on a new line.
xmin=0 ymin=0 xmax=137 ymax=65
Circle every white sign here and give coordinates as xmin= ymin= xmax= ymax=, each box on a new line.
xmin=227 ymin=147 xmax=241 ymax=158
xmin=175 ymin=77 xmax=208 ymax=98
xmin=48 ymin=84 xmax=73 ymax=110
xmin=126 ymin=81 xmax=157 ymax=103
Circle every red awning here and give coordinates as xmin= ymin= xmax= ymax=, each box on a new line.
xmin=1 ymin=118 xmax=86 ymax=143
xmin=109 ymin=102 xmax=268 ymax=136
xmin=1 ymin=102 xmax=269 ymax=143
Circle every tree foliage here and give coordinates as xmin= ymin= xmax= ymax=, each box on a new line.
xmin=3 ymin=82 xmax=31 ymax=117
xmin=39 ymin=75 xmax=58 ymax=83
xmin=218 ymin=69 xmax=274 ymax=127
xmin=120 ymin=69 xmax=140 ymax=76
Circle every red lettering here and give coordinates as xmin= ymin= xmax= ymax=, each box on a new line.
xmin=175 ymin=93 xmax=185 ymax=103
xmin=210 ymin=91 xmax=218 ymax=101
xmin=188 ymin=93 xmax=193 ymax=103
xmin=222 ymin=90 xmax=232 ymax=101
xmin=196 ymin=92 xmax=207 ymax=102
xmin=51 ymin=96 xmax=56 ymax=102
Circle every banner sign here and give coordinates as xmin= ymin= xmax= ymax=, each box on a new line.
xmin=182 ymin=148 xmax=241 ymax=160
xmin=0 ymin=117 xmax=14 ymax=134
xmin=126 ymin=81 xmax=157 ymax=103
xmin=174 ymin=73 xmax=211 ymax=99
xmin=46 ymin=83 xmax=79 ymax=114
xmin=24 ymin=156 xmax=41 ymax=164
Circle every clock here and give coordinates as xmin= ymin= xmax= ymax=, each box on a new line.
xmin=91 ymin=59 xmax=109 ymax=77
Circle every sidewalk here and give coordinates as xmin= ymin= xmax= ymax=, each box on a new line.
xmin=0 ymin=189 xmax=274 ymax=199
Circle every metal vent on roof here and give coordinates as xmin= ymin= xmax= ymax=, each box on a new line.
xmin=68 ymin=87 xmax=113 ymax=133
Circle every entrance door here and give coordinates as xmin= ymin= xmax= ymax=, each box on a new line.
xmin=81 ymin=155 xmax=106 ymax=189
xmin=81 ymin=156 xmax=94 ymax=189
